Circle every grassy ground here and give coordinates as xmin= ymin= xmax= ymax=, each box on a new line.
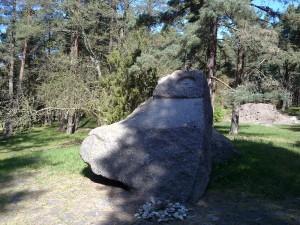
xmin=0 ymin=121 xmax=299 ymax=224
xmin=211 ymin=123 xmax=300 ymax=199
xmin=0 ymin=124 xmax=91 ymax=182
xmin=1 ymin=122 xmax=299 ymax=199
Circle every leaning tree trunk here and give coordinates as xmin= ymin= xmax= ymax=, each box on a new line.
xmin=207 ymin=17 xmax=218 ymax=108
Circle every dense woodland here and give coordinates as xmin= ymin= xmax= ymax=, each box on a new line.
xmin=0 ymin=0 xmax=299 ymax=136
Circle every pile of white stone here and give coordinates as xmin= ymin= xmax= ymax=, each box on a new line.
xmin=134 ymin=198 xmax=189 ymax=223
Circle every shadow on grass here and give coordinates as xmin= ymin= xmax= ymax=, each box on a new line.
xmin=0 ymin=189 xmax=46 ymax=214
xmin=0 ymin=153 xmax=49 ymax=213
xmin=214 ymin=123 xmax=300 ymax=140
xmin=0 ymin=129 xmax=65 ymax=153
xmin=281 ymin=126 xmax=300 ymax=132
xmin=0 ymin=154 xmax=46 ymax=187
xmin=209 ymin=139 xmax=300 ymax=199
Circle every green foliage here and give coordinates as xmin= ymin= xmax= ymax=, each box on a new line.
xmin=283 ymin=107 xmax=300 ymax=118
xmin=221 ymin=83 xmax=290 ymax=106
xmin=1 ymin=0 xmax=300 ymax=135
xmin=213 ymin=105 xmax=224 ymax=123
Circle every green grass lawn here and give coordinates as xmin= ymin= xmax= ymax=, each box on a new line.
xmin=0 ymin=122 xmax=299 ymax=200
xmin=0 ymin=123 xmax=92 ymax=181
xmin=210 ymin=123 xmax=300 ymax=199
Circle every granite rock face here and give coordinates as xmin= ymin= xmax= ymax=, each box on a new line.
xmin=211 ymin=128 xmax=238 ymax=164
xmin=80 ymin=70 xmax=214 ymax=203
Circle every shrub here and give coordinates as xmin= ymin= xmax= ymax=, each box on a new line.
xmin=214 ymin=105 xmax=224 ymax=123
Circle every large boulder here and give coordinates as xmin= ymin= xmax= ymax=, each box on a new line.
xmin=211 ymin=128 xmax=238 ymax=164
xmin=80 ymin=70 xmax=214 ymax=203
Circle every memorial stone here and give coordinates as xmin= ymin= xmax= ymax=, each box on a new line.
xmin=80 ymin=70 xmax=214 ymax=203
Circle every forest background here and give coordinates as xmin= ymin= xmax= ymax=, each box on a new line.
xmin=0 ymin=0 xmax=299 ymax=136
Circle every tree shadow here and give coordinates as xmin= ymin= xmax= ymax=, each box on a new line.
xmin=0 ymin=154 xmax=50 ymax=214
xmin=0 ymin=154 xmax=45 ymax=181
xmin=0 ymin=130 xmax=65 ymax=153
xmin=209 ymin=139 xmax=300 ymax=198
xmin=280 ymin=126 xmax=300 ymax=132
xmin=214 ymin=123 xmax=252 ymax=135
xmin=0 ymin=189 xmax=46 ymax=214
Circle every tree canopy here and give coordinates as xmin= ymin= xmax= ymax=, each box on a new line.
xmin=0 ymin=0 xmax=299 ymax=135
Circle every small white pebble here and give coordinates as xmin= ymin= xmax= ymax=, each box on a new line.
xmin=150 ymin=197 xmax=155 ymax=204
xmin=173 ymin=212 xmax=179 ymax=218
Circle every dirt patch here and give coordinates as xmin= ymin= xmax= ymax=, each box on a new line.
xmin=238 ymin=103 xmax=299 ymax=126
xmin=0 ymin=170 xmax=299 ymax=225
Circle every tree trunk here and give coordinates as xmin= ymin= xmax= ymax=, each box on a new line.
xmin=119 ymin=0 xmax=129 ymax=46
xmin=236 ymin=44 xmax=245 ymax=87
xmin=281 ymin=61 xmax=290 ymax=111
xmin=59 ymin=112 xmax=68 ymax=132
xmin=16 ymin=7 xmax=31 ymax=103
xmin=281 ymin=100 xmax=287 ymax=112
xmin=5 ymin=39 xmax=15 ymax=136
xmin=207 ymin=17 xmax=218 ymax=107
xmin=109 ymin=0 xmax=117 ymax=53
xmin=70 ymin=30 xmax=79 ymax=64
xmin=229 ymin=37 xmax=245 ymax=135
xmin=17 ymin=38 xmax=29 ymax=99
xmin=5 ymin=0 xmax=16 ymax=136
xmin=229 ymin=102 xmax=240 ymax=135
xmin=74 ymin=113 xmax=80 ymax=131
xmin=66 ymin=1 xmax=80 ymax=135
xmin=44 ymin=110 xmax=52 ymax=126
xmin=66 ymin=110 xmax=75 ymax=135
